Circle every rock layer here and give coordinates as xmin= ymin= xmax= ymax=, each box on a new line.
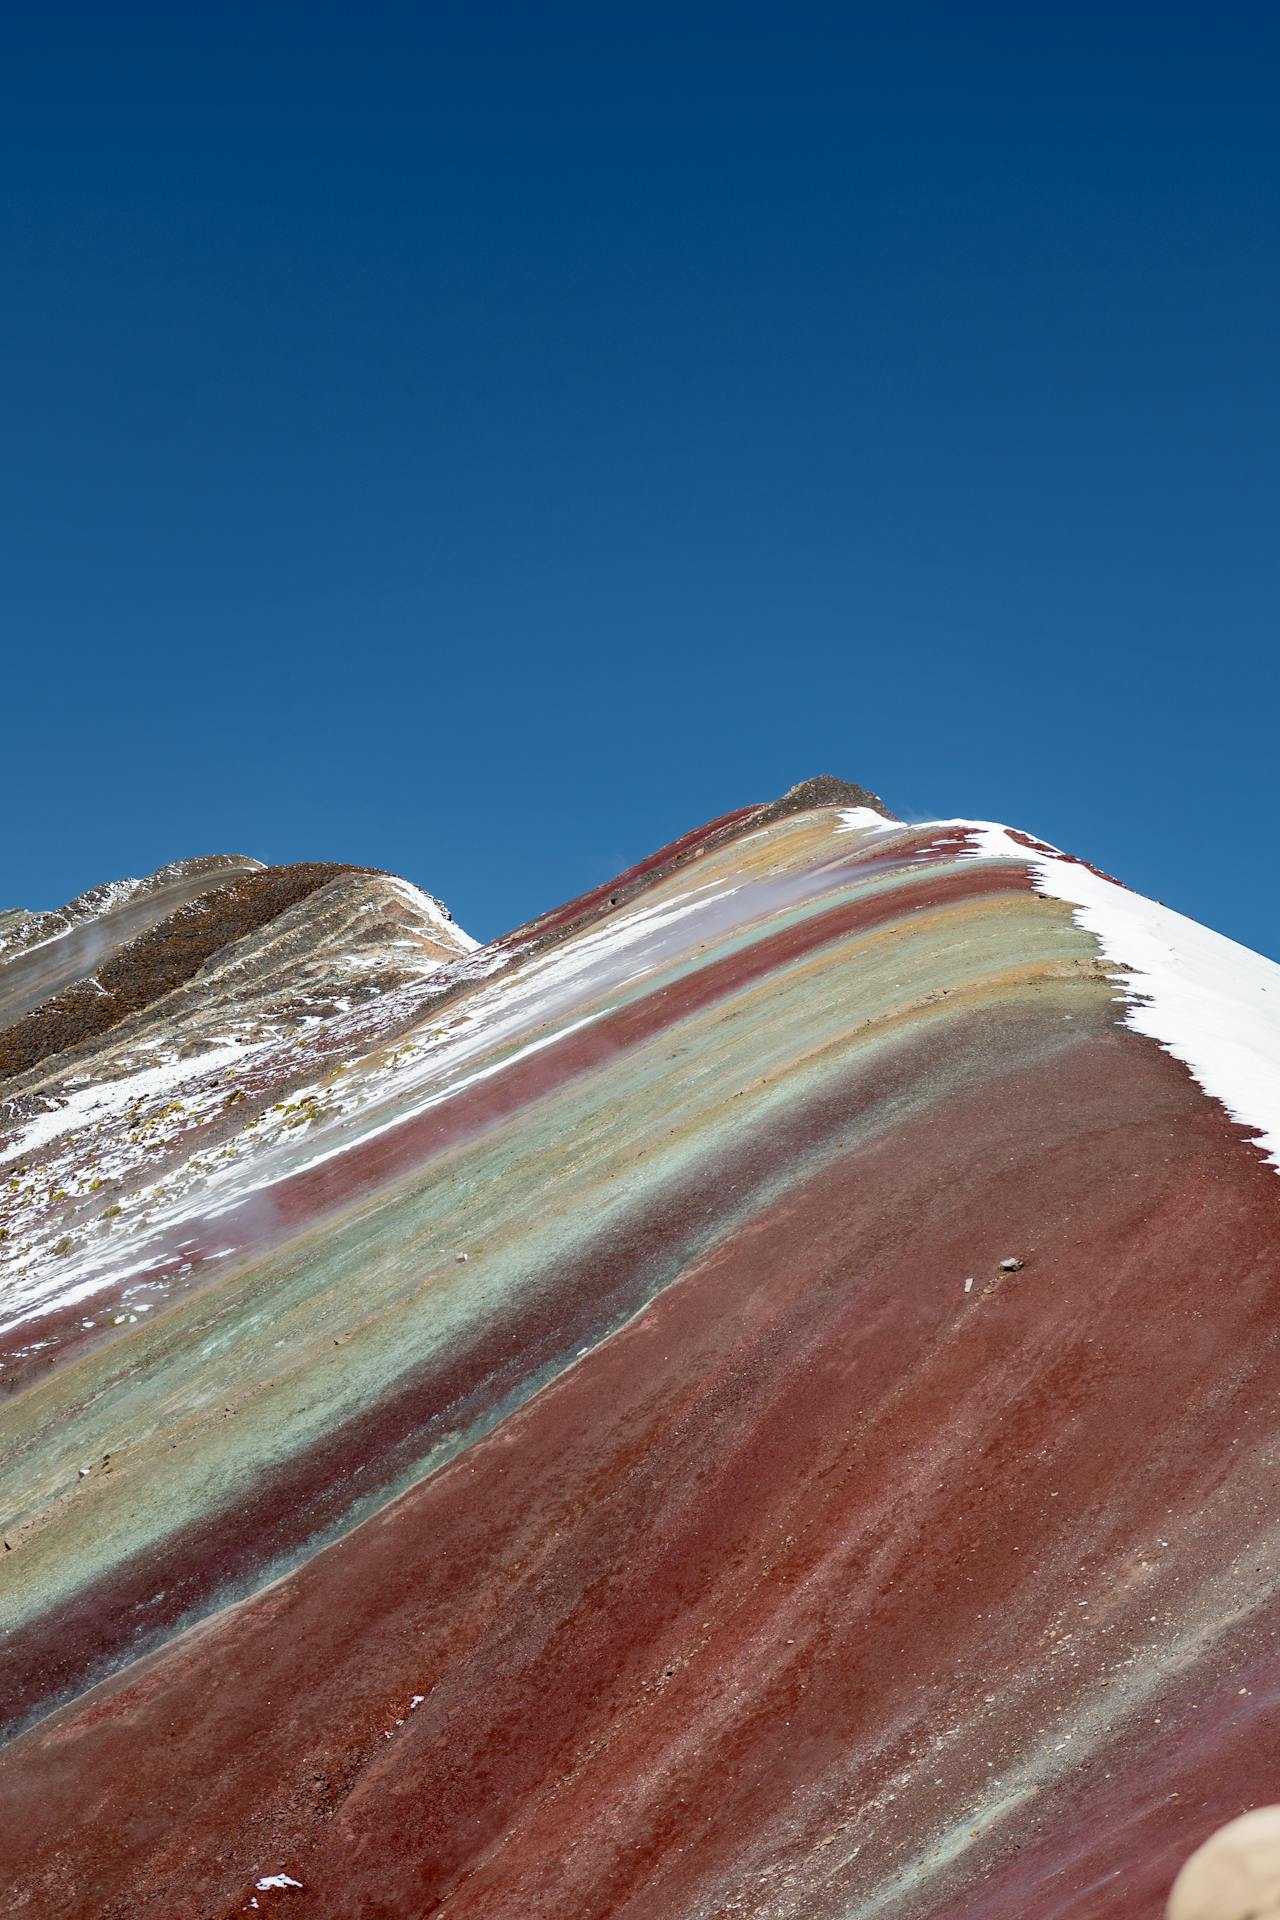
xmin=1 ymin=796 xmax=1279 ymax=1919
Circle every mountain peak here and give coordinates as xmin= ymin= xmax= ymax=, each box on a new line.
xmin=755 ymin=772 xmax=896 ymax=823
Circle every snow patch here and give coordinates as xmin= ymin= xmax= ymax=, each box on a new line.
xmin=965 ymin=822 xmax=1280 ymax=1173
xmin=835 ymin=808 xmax=898 ymax=835
xmin=379 ymin=876 xmax=480 ymax=953
xmin=0 ymin=1040 xmax=252 ymax=1166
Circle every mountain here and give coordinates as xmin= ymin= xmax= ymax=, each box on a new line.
xmin=2 ymin=779 xmax=1279 ymax=1920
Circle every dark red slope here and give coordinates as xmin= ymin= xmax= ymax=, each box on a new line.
xmin=4 ymin=1002 xmax=1279 ymax=1918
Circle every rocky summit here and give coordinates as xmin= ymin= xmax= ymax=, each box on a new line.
xmin=2 ymin=782 xmax=1280 ymax=1919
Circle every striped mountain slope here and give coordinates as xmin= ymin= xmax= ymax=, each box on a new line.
xmin=1 ymin=782 xmax=1278 ymax=1919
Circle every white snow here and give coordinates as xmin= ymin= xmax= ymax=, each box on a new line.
xmin=962 ymin=821 xmax=1280 ymax=1174
xmin=0 ymin=1040 xmax=252 ymax=1166
xmin=380 ymin=876 xmax=480 ymax=953
xmin=835 ymin=807 xmax=898 ymax=835
xmin=833 ymin=805 xmax=1280 ymax=1173
xmin=255 ymin=1873 xmax=302 ymax=1891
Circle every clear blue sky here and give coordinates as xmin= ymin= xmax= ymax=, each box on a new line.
xmin=4 ymin=5 xmax=1278 ymax=954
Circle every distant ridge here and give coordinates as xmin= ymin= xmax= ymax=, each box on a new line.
xmin=0 ymin=861 xmax=469 ymax=1084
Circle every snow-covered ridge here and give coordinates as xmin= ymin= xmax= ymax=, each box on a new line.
xmin=380 ymin=876 xmax=479 ymax=953
xmin=838 ymin=808 xmax=1280 ymax=1176
xmin=975 ymin=822 xmax=1280 ymax=1174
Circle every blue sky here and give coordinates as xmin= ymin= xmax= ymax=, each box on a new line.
xmin=4 ymin=5 xmax=1279 ymax=954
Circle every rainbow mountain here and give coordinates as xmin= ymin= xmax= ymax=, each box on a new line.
xmin=2 ymin=776 xmax=1280 ymax=1920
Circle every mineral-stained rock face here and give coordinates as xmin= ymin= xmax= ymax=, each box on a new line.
xmin=1 ymin=790 xmax=1279 ymax=1920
